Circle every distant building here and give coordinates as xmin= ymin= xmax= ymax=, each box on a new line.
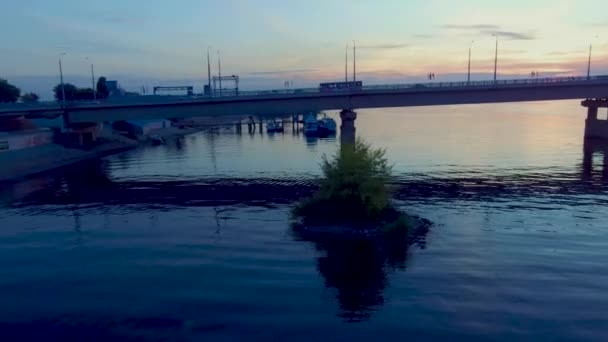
xmin=106 ymin=80 xmax=119 ymax=93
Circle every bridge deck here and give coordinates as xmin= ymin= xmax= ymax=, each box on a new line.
xmin=2 ymin=75 xmax=608 ymax=122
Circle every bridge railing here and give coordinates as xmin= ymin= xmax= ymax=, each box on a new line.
xmin=206 ymin=75 xmax=608 ymax=99
xmin=2 ymin=75 xmax=608 ymax=112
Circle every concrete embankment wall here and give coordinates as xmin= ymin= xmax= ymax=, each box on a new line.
xmin=0 ymin=140 xmax=137 ymax=183
xmin=0 ymin=129 xmax=54 ymax=152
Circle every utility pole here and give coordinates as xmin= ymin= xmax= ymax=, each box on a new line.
xmin=58 ymin=53 xmax=66 ymax=104
xmin=467 ymin=41 xmax=474 ymax=84
xmin=217 ymin=50 xmax=222 ymax=95
xmin=352 ymin=40 xmax=356 ymax=82
xmin=493 ymin=34 xmax=498 ymax=82
xmin=207 ymin=46 xmax=212 ymax=95
xmin=90 ymin=63 xmax=96 ymax=100
xmin=587 ymin=43 xmax=592 ymax=79
xmin=345 ymin=44 xmax=348 ymax=83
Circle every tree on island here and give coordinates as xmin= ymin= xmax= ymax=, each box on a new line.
xmin=53 ymin=83 xmax=78 ymax=101
xmin=96 ymin=77 xmax=109 ymax=98
xmin=293 ymin=139 xmax=411 ymax=234
xmin=292 ymin=139 xmax=431 ymax=322
xmin=21 ymin=92 xmax=40 ymax=103
xmin=0 ymin=79 xmax=21 ymax=103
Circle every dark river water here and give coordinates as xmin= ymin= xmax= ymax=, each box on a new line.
xmin=1 ymin=100 xmax=608 ymax=341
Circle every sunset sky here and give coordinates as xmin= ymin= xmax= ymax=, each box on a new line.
xmin=2 ymin=0 xmax=608 ymax=96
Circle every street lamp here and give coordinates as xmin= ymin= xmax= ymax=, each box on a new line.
xmin=468 ymin=40 xmax=474 ymax=84
xmin=492 ymin=34 xmax=498 ymax=82
xmin=217 ymin=50 xmax=222 ymax=95
xmin=58 ymin=53 xmax=67 ymax=104
xmin=345 ymin=43 xmax=349 ymax=83
xmin=352 ymin=40 xmax=356 ymax=82
xmin=207 ymin=46 xmax=212 ymax=95
xmin=85 ymin=57 xmax=96 ymax=100
xmin=588 ymin=35 xmax=599 ymax=79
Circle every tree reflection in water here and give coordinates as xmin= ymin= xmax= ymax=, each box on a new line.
xmin=294 ymin=224 xmax=429 ymax=322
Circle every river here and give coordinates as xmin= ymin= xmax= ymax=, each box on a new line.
xmin=0 ymin=100 xmax=607 ymax=341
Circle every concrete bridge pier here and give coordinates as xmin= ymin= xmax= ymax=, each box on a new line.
xmin=247 ymin=116 xmax=255 ymax=134
xmin=340 ymin=109 xmax=357 ymax=147
xmin=582 ymin=139 xmax=608 ymax=180
xmin=583 ymin=98 xmax=608 ymax=140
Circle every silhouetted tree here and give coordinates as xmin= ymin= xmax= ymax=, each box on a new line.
xmin=74 ymin=88 xmax=96 ymax=100
xmin=0 ymin=79 xmax=21 ymax=103
xmin=96 ymin=77 xmax=109 ymax=98
xmin=53 ymin=83 xmax=78 ymax=101
xmin=21 ymin=92 xmax=40 ymax=103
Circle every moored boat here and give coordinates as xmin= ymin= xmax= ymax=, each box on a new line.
xmin=266 ymin=120 xmax=284 ymax=133
xmin=303 ymin=113 xmax=318 ymax=136
xmin=317 ymin=114 xmax=337 ymax=136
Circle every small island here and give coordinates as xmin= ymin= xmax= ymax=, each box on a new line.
xmin=292 ymin=139 xmax=430 ymax=244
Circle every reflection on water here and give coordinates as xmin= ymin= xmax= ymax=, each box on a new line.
xmin=316 ymin=240 xmax=390 ymax=322
xmin=293 ymin=224 xmax=428 ymax=322
xmin=2 ymin=102 xmax=608 ymax=340
xmin=582 ymin=138 xmax=608 ymax=181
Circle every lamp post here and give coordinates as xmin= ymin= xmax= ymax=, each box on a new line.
xmin=345 ymin=43 xmax=349 ymax=83
xmin=217 ymin=50 xmax=222 ymax=95
xmin=207 ymin=46 xmax=212 ymax=95
xmin=468 ymin=40 xmax=474 ymax=84
xmin=58 ymin=53 xmax=66 ymax=104
xmin=587 ymin=36 xmax=598 ymax=79
xmin=492 ymin=34 xmax=498 ymax=82
xmin=587 ymin=44 xmax=592 ymax=79
xmin=86 ymin=57 xmax=96 ymax=100
xmin=352 ymin=40 xmax=356 ymax=82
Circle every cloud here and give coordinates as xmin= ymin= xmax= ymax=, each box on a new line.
xmin=547 ymin=50 xmax=586 ymax=56
xmin=441 ymin=24 xmax=500 ymax=30
xmin=81 ymin=9 xmax=147 ymax=26
xmin=440 ymin=24 xmax=535 ymax=40
xmin=359 ymin=43 xmax=409 ymax=50
xmin=481 ymin=30 xmax=535 ymax=40
xmin=587 ymin=21 xmax=608 ymax=28
xmin=248 ymin=69 xmax=319 ymax=76
xmin=413 ymin=34 xmax=434 ymax=39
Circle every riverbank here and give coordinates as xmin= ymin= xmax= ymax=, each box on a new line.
xmin=0 ymin=139 xmax=138 ymax=183
xmin=0 ymin=120 xmax=213 ymax=182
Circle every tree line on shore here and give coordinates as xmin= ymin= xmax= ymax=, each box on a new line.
xmin=0 ymin=77 xmax=111 ymax=103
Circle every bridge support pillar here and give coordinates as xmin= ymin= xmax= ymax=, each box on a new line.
xmin=583 ymin=99 xmax=608 ymax=140
xmin=340 ymin=109 xmax=357 ymax=147
xmin=587 ymin=106 xmax=598 ymax=120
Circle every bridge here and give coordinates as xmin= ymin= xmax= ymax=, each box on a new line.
xmin=2 ymin=75 xmax=608 ymax=141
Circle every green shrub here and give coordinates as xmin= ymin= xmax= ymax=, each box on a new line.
xmin=293 ymin=139 xmax=399 ymax=228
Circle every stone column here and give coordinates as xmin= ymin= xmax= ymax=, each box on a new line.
xmin=587 ymin=106 xmax=598 ymax=121
xmin=340 ymin=109 xmax=357 ymax=147
xmin=584 ymin=105 xmax=608 ymax=140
